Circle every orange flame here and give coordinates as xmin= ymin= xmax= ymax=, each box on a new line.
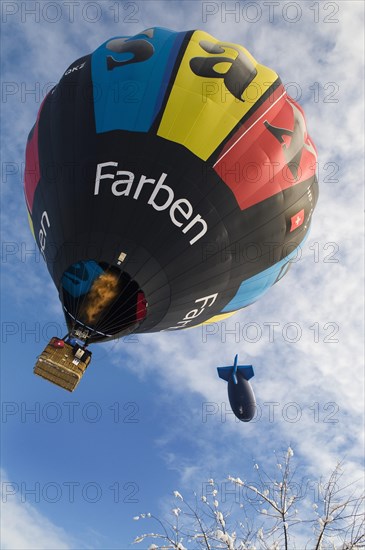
xmin=80 ymin=272 xmax=120 ymax=325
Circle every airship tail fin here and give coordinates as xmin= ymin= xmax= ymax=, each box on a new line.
xmin=217 ymin=364 xmax=254 ymax=382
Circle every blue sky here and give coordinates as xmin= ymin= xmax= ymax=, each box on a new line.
xmin=1 ymin=1 xmax=364 ymax=548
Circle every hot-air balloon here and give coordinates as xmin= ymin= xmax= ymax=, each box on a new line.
xmin=24 ymin=28 xmax=318 ymax=415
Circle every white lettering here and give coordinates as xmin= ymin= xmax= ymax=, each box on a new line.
xmin=195 ymin=293 xmax=218 ymax=309
xmin=64 ymin=62 xmax=86 ymax=76
xmin=183 ymin=214 xmax=208 ymax=245
xmin=113 ymin=170 xmax=134 ymax=196
xmin=147 ymin=173 xmax=173 ymax=211
xmin=39 ymin=229 xmax=45 ymax=250
xmin=170 ymin=198 xmax=193 ymax=227
xmin=39 ymin=210 xmax=50 ymax=259
xmin=94 ymin=162 xmax=117 ymax=195
xmin=94 ymin=162 xmax=208 ymax=246
xmin=167 ymin=293 xmax=218 ymax=330
xmin=40 ymin=210 xmax=50 ymax=235
xmin=184 ymin=309 xmax=200 ymax=320
xmin=134 ymin=174 xmax=156 ymax=200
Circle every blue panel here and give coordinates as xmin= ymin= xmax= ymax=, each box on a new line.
xmin=222 ymin=242 xmax=305 ymax=313
xmin=62 ymin=261 xmax=104 ymax=298
xmin=91 ymin=28 xmax=186 ymax=133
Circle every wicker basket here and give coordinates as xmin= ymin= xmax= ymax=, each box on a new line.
xmin=34 ymin=337 xmax=91 ymax=391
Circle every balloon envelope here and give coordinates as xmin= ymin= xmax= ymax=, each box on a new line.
xmin=24 ymin=28 xmax=318 ymax=343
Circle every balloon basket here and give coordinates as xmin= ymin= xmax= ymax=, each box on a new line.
xmin=34 ymin=337 xmax=92 ymax=391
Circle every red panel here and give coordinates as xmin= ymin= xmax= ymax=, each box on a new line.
xmin=214 ymin=87 xmax=317 ymax=211
xmin=24 ymin=93 xmax=49 ymax=213
xmin=136 ymin=292 xmax=147 ymax=321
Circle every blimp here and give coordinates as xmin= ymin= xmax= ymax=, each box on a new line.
xmin=218 ymin=355 xmax=256 ymax=422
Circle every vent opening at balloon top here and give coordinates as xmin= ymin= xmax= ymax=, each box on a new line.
xmin=61 ymin=261 xmax=147 ymax=339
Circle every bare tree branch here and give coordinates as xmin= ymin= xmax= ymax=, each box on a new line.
xmin=133 ymin=452 xmax=364 ymax=550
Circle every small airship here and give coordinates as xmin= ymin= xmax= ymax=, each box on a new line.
xmin=217 ymin=355 xmax=256 ymax=422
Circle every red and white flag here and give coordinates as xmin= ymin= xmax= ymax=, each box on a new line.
xmin=290 ymin=209 xmax=305 ymax=232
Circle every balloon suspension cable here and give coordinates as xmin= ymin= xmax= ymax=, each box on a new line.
xmin=91 ymin=263 xmax=141 ymax=336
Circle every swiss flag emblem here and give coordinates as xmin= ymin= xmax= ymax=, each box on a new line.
xmin=290 ymin=209 xmax=305 ymax=232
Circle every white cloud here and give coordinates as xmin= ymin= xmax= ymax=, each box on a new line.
xmin=0 ymin=470 xmax=81 ymax=550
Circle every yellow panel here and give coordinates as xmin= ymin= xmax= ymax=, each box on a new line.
xmin=27 ymin=211 xmax=35 ymax=239
xmin=158 ymin=30 xmax=278 ymax=160
xmin=189 ymin=310 xmax=237 ymax=329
